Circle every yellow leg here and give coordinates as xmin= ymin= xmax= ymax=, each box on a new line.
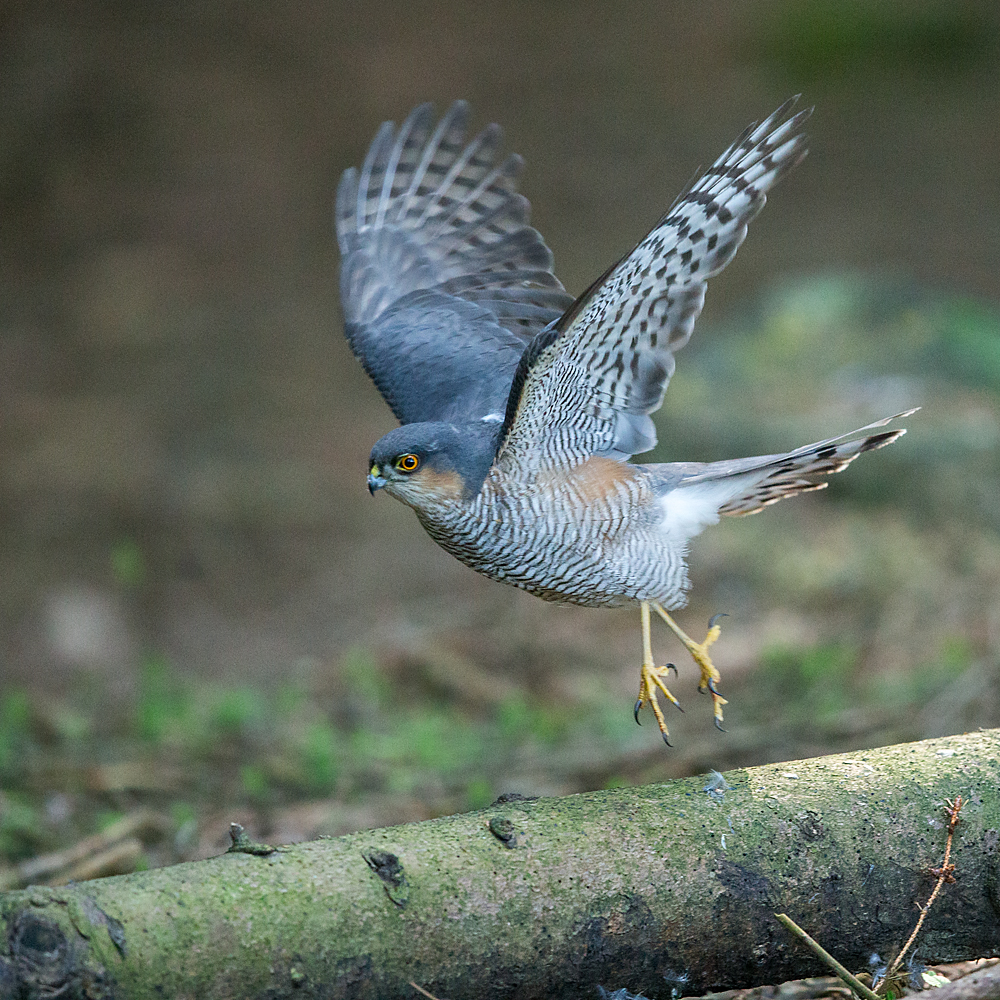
xmin=634 ymin=600 xmax=683 ymax=745
xmin=652 ymin=603 xmax=728 ymax=730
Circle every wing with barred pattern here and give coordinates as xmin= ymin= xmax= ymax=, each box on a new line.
xmin=337 ymin=101 xmax=573 ymax=426
xmin=496 ymin=98 xmax=811 ymax=472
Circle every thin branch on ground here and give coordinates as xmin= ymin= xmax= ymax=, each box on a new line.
xmin=0 ymin=809 xmax=169 ymax=891
xmin=773 ymin=913 xmax=881 ymax=1000
xmin=883 ymin=795 xmax=964 ymax=985
xmin=409 ymin=982 xmax=443 ymax=1000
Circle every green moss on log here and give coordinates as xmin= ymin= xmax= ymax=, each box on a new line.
xmin=1 ymin=731 xmax=998 ymax=999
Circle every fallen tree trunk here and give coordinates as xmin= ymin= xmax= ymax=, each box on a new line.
xmin=1 ymin=730 xmax=998 ymax=999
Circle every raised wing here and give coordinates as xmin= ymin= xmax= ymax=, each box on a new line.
xmin=337 ymin=102 xmax=573 ymax=425
xmin=496 ymin=98 xmax=810 ymax=473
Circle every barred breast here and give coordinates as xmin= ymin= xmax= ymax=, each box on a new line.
xmin=412 ymin=457 xmax=691 ymax=608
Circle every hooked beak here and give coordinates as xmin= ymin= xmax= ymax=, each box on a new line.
xmin=367 ymin=464 xmax=386 ymax=495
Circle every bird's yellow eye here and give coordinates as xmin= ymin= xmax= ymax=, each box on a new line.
xmin=395 ymin=453 xmax=420 ymax=473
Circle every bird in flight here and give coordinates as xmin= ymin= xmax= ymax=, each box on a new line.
xmin=336 ymin=99 xmax=913 ymax=744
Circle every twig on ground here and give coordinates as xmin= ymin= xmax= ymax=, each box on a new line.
xmin=409 ymin=983 xmax=443 ymax=1000
xmin=63 ymin=837 xmax=144 ymax=883
xmin=940 ymin=959 xmax=1000 ymax=981
xmin=883 ymin=796 xmax=964 ymax=984
xmin=774 ymin=913 xmax=881 ymax=1000
xmin=0 ymin=808 xmax=169 ymax=890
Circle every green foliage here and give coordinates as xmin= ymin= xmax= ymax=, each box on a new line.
xmin=759 ymin=643 xmax=857 ymax=721
xmin=0 ymin=689 xmax=32 ymax=771
xmin=110 ymin=538 xmax=146 ymax=588
xmin=170 ymin=802 xmax=197 ymax=827
xmin=0 ymin=793 xmax=45 ymax=861
xmin=299 ymin=723 xmax=338 ymax=794
xmin=135 ymin=654 xmax=190 ymax=743
xmin=49 ymin=704 xmax=92 ymax=742
xmin=465 ymin=778 xmax=493 ymax=810
xmin=496 ymin=696 xmax=567 ymax=746
xmin=937 ymin=637 xmax=974 ymax=676
xmin=96 ymin=810 xmax=126 ymax=832
xmin=341 ymin=647 xmax=389 ymax=706
xmin=753 ymin=3 xmax=996 ymax=81
xmin=211 ymin=688 xmax=266 ymax=735
xmin=930 ymin=298 xmax=1000 ymax=392
xmin=240 ymin=764 xmax=270 ymax=802
xmin=868 ymin=637 xmax=975 ymax=707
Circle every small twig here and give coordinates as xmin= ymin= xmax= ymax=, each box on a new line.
xmin=62 ymin=837 xmax=144 ymax=884
xmin=409 ymin=983 xmax=443 ymax=1000
xmin=0 ymin=809 xmax=169 ymax=891
xmin=883 ymin=796 xmax=964 ymax=983
xmin=774 ymin=913 xmax=882 ymax=1000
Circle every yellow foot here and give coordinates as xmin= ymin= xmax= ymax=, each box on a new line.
xmin=652 ymin=604 xmax=729 ymax=731
xmin=634 ymin=659 xmax=684 ymax=745
xmin=633 ymin=602 xmax=684 ymax=744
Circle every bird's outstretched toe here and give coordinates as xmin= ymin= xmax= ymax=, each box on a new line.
xmin=653 ymin=604 xmax=729 ymax=730
xmin=635 ymin=659 xmax=684 ymax=742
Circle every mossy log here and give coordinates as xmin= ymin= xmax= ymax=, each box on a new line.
xmin=1 ymin=731 xmax=998 ymax=1000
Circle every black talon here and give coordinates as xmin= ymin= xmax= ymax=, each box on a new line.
xmin=634 ymin=700 xmax=643 ymax=724
xmin=707 ymin=677 xmax=721 ymax=696
xmin=662 ymin=733 xmax=673 ymax=747
xmin=714 ymin=718 xmax=727 ymax=733
xmin=666 ymin=662 xmax=678 ymax=678
xmin=708 ymin=612 xmax=729 ymax=629
xmin=675 ymin=701 xmax=685 ymax=713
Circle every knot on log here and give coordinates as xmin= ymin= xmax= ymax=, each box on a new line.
xmin=363 ymin=850 xmax=409 ymax=907
xmin=3 ymin=909 xmax=115 ymax=999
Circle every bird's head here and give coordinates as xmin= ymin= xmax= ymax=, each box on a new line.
xmin=367 ymin=421 xmax=499 ymax=508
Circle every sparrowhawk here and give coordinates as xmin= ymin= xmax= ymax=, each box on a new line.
xmin=336 ymin=99 xmax=913 ymax=744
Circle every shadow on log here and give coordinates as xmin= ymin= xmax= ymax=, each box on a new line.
xmin=1 ymin=731 xmax=998 ymax=999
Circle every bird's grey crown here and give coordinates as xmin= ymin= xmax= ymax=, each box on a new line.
xmin=337 ymin=101 xmax=573 ymax=428
xmin=370 ymin=420 xmax=502 ymax=496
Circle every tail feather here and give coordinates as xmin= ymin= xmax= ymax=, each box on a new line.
xmin=675 ymin=409 xmax=917 ymax=517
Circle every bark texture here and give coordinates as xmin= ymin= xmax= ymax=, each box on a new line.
xmin=1 ymin=730 xmax=998 ymax=1000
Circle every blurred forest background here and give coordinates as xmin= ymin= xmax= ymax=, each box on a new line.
xmin=1 ymin=0 xmax=999 ymax=883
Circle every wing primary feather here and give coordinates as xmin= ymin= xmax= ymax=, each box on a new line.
xmin=335 ymin=167 xmax=359 ymax=253
xmin=392 ymin=101 xmax=469 ymax=224
xmin=439 ymin=191 xmax=530 ymax=250
xmin=415 ymin=122 xmax=502 ymax=228
xmin=424 ymin=152 xmax=524 ymax=240
xmin=374 ymin=103 xmax=433 ymax=229
xmin=355 ymin=121 xmax=394 ymax=232
xmin=436 ymin=269 xmax=564 ymax=294
xmin=337 ymin=101 xmax=569 ymax=425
